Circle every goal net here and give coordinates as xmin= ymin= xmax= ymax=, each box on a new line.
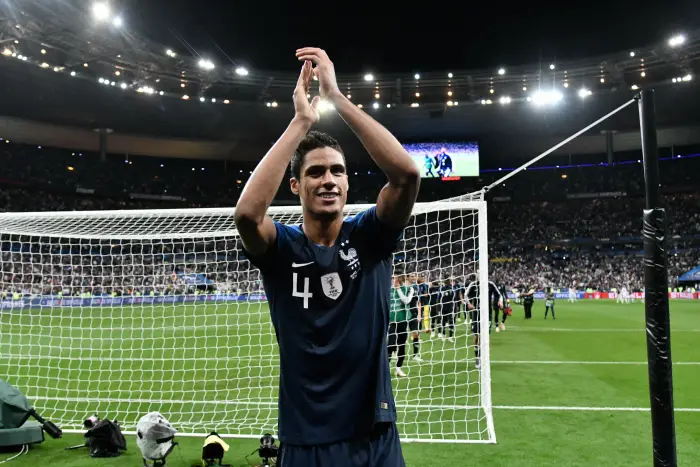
xmin=0 ymin=193 xmax=495 ymax=443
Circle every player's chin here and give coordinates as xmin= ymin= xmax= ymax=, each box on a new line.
xmin=310 ymin=200 xmax=344 ymax=217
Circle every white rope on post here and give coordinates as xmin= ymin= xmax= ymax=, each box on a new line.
xmin=484 ymin=98 xmax=638 ymax=192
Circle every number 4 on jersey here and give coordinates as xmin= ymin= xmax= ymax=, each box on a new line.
xmin=293 ymin=272 xmax=313 ymax=309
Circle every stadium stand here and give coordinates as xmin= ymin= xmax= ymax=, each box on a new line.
xmin=1 ymin=142 xmax=698 ymax=296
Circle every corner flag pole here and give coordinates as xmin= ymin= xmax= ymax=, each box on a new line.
xmin=639 ymin=89 xmax=677 ymax=467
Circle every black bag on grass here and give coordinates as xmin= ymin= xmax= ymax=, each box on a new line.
xmin=84 ymin=419 xmax=127 ymax=457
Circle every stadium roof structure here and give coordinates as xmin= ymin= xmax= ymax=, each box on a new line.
xmin=0 ymin=3 xmax=699 ymax=163
xmin=2 ymin=4 xmax=699 ymax=108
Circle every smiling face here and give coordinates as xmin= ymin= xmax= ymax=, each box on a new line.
xmin=290 ymin=146 xmax=348 ymax=220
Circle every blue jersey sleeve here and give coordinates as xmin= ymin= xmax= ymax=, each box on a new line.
xmin=241 ymin=222 xmax=294 ymax=274
xmin=349 ymin=206 xmax=404 ymax=259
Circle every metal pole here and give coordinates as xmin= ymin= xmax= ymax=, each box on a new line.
xmin=485 ymin=99 xmax=636 ymax=192
xmin=99 ymin=128 xmax=107 ymax=163
xmin=605 ymin=130 xmax=614 ymax=166
xmin=639 ymin=89 xmax=677 ymax=467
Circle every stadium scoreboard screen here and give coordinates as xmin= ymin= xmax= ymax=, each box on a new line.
xmin=403 ymin=142 xmax=480 ymax=180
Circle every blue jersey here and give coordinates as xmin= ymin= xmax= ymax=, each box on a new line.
xmin=417 ymin=283 xmax=429 ymax=303
xmin=439 ymin=283 xmax=457 ymax=304
xmin=244 ymin=207 xmax=403 ymax=446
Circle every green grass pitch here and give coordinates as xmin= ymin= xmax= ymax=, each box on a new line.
xmin=1 ymin=300 xmax=699 ymax=466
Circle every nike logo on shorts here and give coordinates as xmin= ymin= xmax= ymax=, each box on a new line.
xmin=292 ymin=261 xmax=314 ymax=268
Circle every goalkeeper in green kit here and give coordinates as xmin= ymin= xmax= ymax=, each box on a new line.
xmin=388 ymin=275 xmax=413 ymax=378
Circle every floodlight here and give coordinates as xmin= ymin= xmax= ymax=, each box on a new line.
xmin=668 ymin=34 xmax=686 ymax=47
xmin=198 ymin=59 xmax=215 ymax=70
xmin=92 ymin=2 xmax=111 ymax=21
xmin=532 ymin=90 xmax=563 ymax=105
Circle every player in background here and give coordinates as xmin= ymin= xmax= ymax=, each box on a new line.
xmin=437 ymin=147 xmax=453 ymax=177
xmin=455 ymin=277 xmax=468 ymax=322
xmin=492 ymin=282 xmax=509 ymax=332
xmin=417 ymin=275 xmax=430 ymax=332
xmin=235 ymin=49 xmax=419 ymax=467
xmin=501 ymin=298 xmax=513 ymax=328
xmin=568 ymin=285 xmax=577 ymax=303
xmin=423 ymin=155 xmax=435 ymax=177
xmin=620 ymin=286 xmax=630 ymax=304
xmin=544 ymin=287 xmax=556 ymax=319
xmin=490 ymin=281 xmax=500 ymax=332
xmin=432 ymin=151 xmax=441 ymax=174
xmin=436 ymin=279 xmax=451 ymax=339
xmin=407 ymin=274 xmax=423 ymax=362
xmin=428 ymin=279 xmax=442 ymax=337
xmin=465 ymin=279 xmax=503 ymax=369
xmin=459 ymin=274 xmax=476 ymax=323
xmin=439 ymin=277 xmax=459 ymax=342
xmin=522 ymin=286 xmax=535 ymax=319
xmin=389 ymin=275 xmax=412 ymax=377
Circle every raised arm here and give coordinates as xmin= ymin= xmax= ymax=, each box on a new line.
xmin=296 ymin=47 xmax=421 ymax=229
xmin=234 ymin=61 xmax=320 ymax=257
xmin=396 ymin=286 xmax=414 ymax=305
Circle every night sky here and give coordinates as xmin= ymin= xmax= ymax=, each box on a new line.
xmin=128 ymin=1 xmax=699 ymax=73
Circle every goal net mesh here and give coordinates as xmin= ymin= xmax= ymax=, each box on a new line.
xmin=0 ymin=193 xmax=495 ymax=443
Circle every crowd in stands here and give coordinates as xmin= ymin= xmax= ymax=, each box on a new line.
xmin=1 ymin=142 xmax=699 ymax=297
xmin=489 ymin=248 xmax=700 ymax=292
xmin=0 ymin=238 xmax=263 ymax=298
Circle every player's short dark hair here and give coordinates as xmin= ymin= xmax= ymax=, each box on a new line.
xmin=291 ymin=131 xmax=345 ymax=180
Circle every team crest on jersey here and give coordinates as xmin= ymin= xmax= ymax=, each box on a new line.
xmin=320 ymin=272 xmax=343 ymax=300
xmin=339 ymin=247 xmax=358 ymax=265
xmin=339 ymin=241 xmax=361 ymax=279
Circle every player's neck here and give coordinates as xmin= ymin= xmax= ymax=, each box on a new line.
xmin=302 ymin=214 xmax=343 ymax=247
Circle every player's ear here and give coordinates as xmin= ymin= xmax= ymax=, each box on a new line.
xmin=290 ymin=177 xmax=300 ymax=196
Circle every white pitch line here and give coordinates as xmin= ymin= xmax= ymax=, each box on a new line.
xmin=29 ymin=395 xmax=277 ymax=406
xmin=4 ymin=354 xmax=700 ymax=367
xmin=0 ymin=353 xmax=276 ymax=362
xmin=26 ymin=396 xmax=700 ymax=413
xmin=492 ymin=360 xmax=700 ymax=365
xmin=54 ymin=427 xmax=494 ymax=443
xmin=0 ymin=323 xmax=267 ymax=333
xmin=494 ymin=405 xmax=700 ymax=413
xmin=505 ymin=327 xmax=700 ymax=332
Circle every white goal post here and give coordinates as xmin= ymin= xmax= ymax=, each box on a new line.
xmin=0 ymin=194 xmax=495 ymax=443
